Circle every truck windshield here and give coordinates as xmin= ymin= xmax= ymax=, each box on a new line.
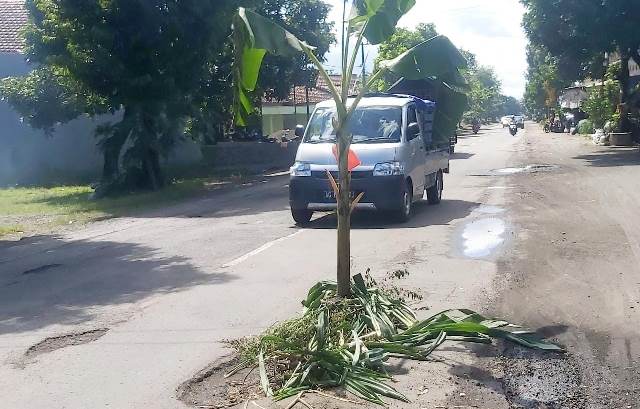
xmin=304 ymin=106 xmax=402 ymax=144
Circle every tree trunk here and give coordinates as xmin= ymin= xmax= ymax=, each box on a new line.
xmin=101 ymin=108 xmax=132 ymax=182
xmin=143 ymin=148 xmax=162 ymax=191
xmin=336 ymin=127 xmax=351 ymax=297
xmin=139 ymin=111 xmax=164 ymax=191
xmin=619 ymin=53 xmax=631 ymax=132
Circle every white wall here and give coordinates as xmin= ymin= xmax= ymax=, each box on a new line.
xmin=0 ymin=53 xmax=202 ymax=186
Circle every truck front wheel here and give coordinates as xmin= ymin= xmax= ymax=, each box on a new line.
xmin=391 ymin=179 xmax=413 ymax=222
xmin=291 ymin=209 xmax=313 ymax=225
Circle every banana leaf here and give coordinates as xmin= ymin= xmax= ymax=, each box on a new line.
xmin=350 ymin=0 xmax=416 ymax=45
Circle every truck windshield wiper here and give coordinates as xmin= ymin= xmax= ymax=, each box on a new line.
xmin=306 ymin=138 xmax=336 ymax=144
xmin=352 ymin=137 xmax=396 ymax=144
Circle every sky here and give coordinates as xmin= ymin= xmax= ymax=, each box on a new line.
xmin=322 ymin=0 xmax=528 ymax=99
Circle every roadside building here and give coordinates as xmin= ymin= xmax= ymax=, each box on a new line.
xmin=261 ymin=74 xmax=360 ymax=137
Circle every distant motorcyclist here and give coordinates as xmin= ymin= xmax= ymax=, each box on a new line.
xmin=508 ymin=117 xmax=518 ymax=136
xmin=471 ymin=118 xmax=480 ymax=134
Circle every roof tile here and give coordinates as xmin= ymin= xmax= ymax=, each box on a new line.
xmin=0 ymin=1 xmax=28 ymax=53
xmin=262 ymin=74 xmax=361 ymax=106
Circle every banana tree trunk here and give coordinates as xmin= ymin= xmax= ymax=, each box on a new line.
xmin=336 ymin=127 xmax=351 ymax=297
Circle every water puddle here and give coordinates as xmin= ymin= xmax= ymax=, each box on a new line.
xmin=492 ymin=164 xmax=559 ymax=175
xmin=462 ymin=217 xmax=506 ymax=258
xmin=475 ymin=205 xmax=505 ymax=215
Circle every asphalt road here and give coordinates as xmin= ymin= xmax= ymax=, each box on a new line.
xmin=1 ymin=123 xmax=638 ymax=408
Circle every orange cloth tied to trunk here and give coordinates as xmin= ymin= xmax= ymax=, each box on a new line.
xmin=332 ymin=144 xmax=361 ymax=171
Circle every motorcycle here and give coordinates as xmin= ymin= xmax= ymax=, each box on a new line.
xmin=508 ymin=121 xmax=518 ymax=136
xmin=472 ymin=122 xmax=480 ymax=134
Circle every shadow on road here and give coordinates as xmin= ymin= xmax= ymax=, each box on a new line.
xmin=573 ymin=148 xmax=640 ymax=167
xmin=451 ymin=152 xmax=475 ymax=160
xmin=0 ymin=236 xmax=234 ymax=335
xmin=303 ymin=199 xmax=479 ymax=230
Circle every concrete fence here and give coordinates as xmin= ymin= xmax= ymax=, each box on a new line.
xmin=201 ymin=140 xmax=299 ymax=173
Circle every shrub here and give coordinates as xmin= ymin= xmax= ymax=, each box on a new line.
xmin=577 ymin=119 xmax=595 ymax=134
xmin=582 ymin=80 xmax=619 ymax=129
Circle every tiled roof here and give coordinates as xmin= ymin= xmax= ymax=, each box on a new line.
xmin=263 ymin=74 xmax=361 ymax=106
xmin=0 ymin=1 xmax=28 ymax=53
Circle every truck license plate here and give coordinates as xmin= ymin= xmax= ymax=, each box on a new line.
xmin=324 ymin=191 xmax=357 ymax=200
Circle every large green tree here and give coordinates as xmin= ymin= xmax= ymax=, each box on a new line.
xmin=1 ymin=0 xmax=242 ymax=192
xmin=522 ymin=44 xmax=566 ymax=120
xmin=372 ymin=23 xmax=438 ymax=90
xmin=522 ymin=0 xmax=640 ymax=130
xmin=0 ymin=0 xmax=334 ymax=194
xmin=463 ymin=65 xmax=503 ymax=122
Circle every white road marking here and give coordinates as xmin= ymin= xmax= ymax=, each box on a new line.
xmin=221 ymin=230 xmax=304 ymax=268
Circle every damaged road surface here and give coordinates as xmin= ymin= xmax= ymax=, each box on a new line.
xmin=1 ymin=124 xmax=639 ymax=408
xmin=24 ymin=329 xmax=109 ymax=360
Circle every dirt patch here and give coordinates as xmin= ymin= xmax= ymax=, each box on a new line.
xmin=24 ymin=328 xmax=108 ymax=359
xmin=177 ymin=355 xmax=263 ymax=408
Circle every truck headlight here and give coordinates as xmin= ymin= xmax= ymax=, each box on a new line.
xmin=290 ymin=162 xmax=311 ymax=177
xmin=373 ymin=161 xmax=404 ymax=176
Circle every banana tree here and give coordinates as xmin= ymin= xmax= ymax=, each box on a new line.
xmin=233 ymin=0 xmax=467 ymax=297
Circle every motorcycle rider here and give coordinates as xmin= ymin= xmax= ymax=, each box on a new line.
xmin=471 ymin=117 xmax=480 ymax=134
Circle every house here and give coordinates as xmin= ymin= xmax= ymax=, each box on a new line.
xmin=558 ymin=53 xmax=640 ymax=110
xmin=261 ymin=74 xmax=360 ymax=137
xmin=559 ymin=85 xmax=589 ymax=109
xmin=0 ymin=1 xmax=200 ymax=187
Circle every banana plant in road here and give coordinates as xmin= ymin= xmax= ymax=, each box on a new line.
xmin=232 ymin=0 xmax=468 ymax=297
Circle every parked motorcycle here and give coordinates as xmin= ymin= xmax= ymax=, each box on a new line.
xmin=543 ymin=118 xmax=565 ymax=133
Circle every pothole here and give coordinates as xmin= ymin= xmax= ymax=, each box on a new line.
xmin=24 ymin=328 xmax=108 ymax=359
xmin=177 ymin=355 xmax=263 ymax=408
xmin=22 ymin=263 xmax=62 ymax=275
xmin=500 ymin=347 xmax=585 ymax=408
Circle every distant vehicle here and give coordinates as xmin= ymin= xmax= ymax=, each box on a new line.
xmin=289 ymin=94 xmax=449 ymax=224
xmin=501 ymin=115 xmax=524 ymax=129
xmin=501 ymin=115 xmax=514 ymax=127
xmin=514 ymin=115 xmax=525 ymax=129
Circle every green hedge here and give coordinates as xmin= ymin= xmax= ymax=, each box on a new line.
xmin=577 ymin=119 xmax=595 ymax=135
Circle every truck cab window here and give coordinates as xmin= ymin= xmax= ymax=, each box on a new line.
xmin=407 ymin=105 xmax=417 ymax=125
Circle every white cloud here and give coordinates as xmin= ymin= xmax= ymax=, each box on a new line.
xmin=321 ymin=0 xmax=528 ymax=98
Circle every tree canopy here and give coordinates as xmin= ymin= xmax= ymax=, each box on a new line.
xmin=0 ymin=0 xmax=334 ymax=194
xmin=522 ymin=0 xmax=640 ymax=127
xmin=522 ymin=44 xmax=566 ymax=120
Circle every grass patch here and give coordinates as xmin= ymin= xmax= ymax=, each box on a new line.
xmin=0 ymin=225 xmax=24 ymax=237
xmin=0 ymin=176 xmax=241 ymax=238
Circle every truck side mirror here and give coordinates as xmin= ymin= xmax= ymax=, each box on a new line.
xmin=294 ymin=124 xmax=305 ymax=138
xmin=407 ymin=122 xmax=420 ymax=140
